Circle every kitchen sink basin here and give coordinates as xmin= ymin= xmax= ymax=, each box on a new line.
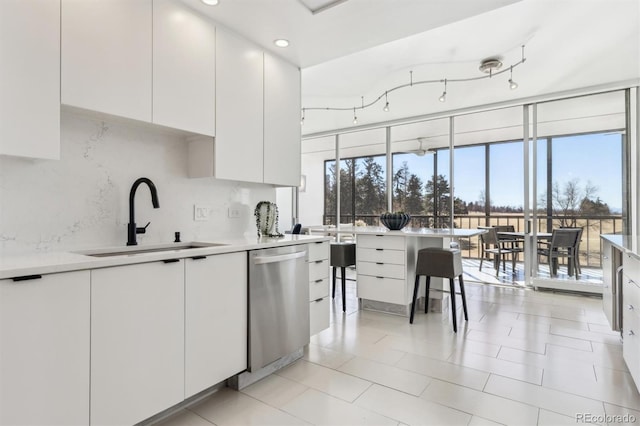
xmin=78 ymin=242 xmax=228 ymax=257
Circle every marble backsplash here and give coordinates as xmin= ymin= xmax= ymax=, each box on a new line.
xmin=0 ymin=111 xmax=276 ymax=254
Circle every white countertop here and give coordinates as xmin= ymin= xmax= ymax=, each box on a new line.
xmin=0 ymin=235 xmax=330 ymax=280
xmin=601 ymin=234 xmax=640 ymax=260
xmin=309 ymin=225 xmax=484 ymax=238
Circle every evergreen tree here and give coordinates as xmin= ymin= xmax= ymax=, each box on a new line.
xmin=393 ymin=162 xmax=409 ymax=211
xmin=405 ymin=174 xmax=424 ymax=214
xmin=356 ymin=157 xmax=386 ymax=215
xmin=339 ymin=159 xmax=357 ymax=221
xmin=325 ymin=161 xmax=336 ymax=224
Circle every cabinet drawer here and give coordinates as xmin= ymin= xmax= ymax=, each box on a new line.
xmin=622 ymin=310 xmax=640 ymax=391
xmin=309 ymin=259 xmax=329 ymax=282
xmin=357 ymin=234 xmax=405 ymax=250
xmin=308 ymin=241 xmax=329 ymax=262
xmin=624 ymin=254 xmax=640 ymax=283
xmin=357 ymin=261 xmax=405 ymax=280
xmin=357 ymin=275 xmax=406 ymax=305
xmin=625 ymin=278 xmax=640 ymax=314
xmin=310 ymin=297 xmax=329 ymax=336
xmin=310 ymin=277 xmax=329 ymax=301
xmin=357 ymin=247 xmax=405 ymax=265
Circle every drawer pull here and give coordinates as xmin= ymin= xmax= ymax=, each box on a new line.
xmin=315 ymin=279 xmax=323 ymax=283
xmin=376 ymin=276 xmax=384 ymax=279
xmin=163 ymin=259 xmax=180 ymax=264
xmin=629 ymin=330 xmax=635 ymax=336
xmin=191 ymin=255 xmax=207 ymax=260
xmin=12 ymin=274 xmax=42 ymax=282
xmin=314 ymin=298 xmax=324 ymax=303
xmin=629 ymin=305 xmax=635 ymax=311
xmin=375 ymin=248 xmax=383 ymax=251
xmin=315 ymin=241 xmax=324 ymax=244
xmin=315 ymin=260 xmax=324 ymax=264
xmin=375 ymin=235 xmax=384 ymax=237
xmin=376 ymin=262 xmax=384 ymax=265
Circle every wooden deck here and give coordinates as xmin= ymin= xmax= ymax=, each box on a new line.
xmin=461 ymin=258 xmax=603 ymax=288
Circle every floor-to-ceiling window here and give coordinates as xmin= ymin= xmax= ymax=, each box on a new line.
xmin=301 ymin=89 xmax=632 ymax=290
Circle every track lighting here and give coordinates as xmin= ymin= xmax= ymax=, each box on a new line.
xmin=508 ymin=66 xmax=518 ymax=90
xmin=301 ymin=45 xmax=526 ymax=124
xmin=438 ymin=79 xmax=447 ymax=103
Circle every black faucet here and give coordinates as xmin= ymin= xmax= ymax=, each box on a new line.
xmin=127 ymin=177 xmax=160 ymax=246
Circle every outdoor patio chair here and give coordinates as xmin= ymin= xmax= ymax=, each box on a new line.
xmin=537 ymin=228 xmax=582 ymax=277
xmin=478 ymin=226 xmax=524 ymax=276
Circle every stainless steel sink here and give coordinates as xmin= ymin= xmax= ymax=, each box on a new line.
xmin=77 ymin=242 xmax=228 ymax=257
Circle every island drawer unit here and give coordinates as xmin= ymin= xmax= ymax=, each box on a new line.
xmin=357 ymin=234 xmax=408 ymax=305
xmin=308 ymin=241 xmax=330 ymax=335
xmin=623 ymin=253 xmax=640 ymax=392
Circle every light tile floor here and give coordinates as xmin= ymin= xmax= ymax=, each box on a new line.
xmin=158 ymin=274 xmax=640 ymax=426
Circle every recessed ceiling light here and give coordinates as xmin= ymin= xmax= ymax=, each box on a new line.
xmin=201 ymin=0 xmax=219 ymax=5
xmin=274 ymin=39 xmax=290 ymax=48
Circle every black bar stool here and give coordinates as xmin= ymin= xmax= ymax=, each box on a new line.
xmin=330 ymin=242 xmax=356 ymax=312
xmin=409 ymin=247 xmax=468 ymax=332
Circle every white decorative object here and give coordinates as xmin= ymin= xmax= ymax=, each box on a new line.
xmin=254 ymin=201 xmax=283 ymax=238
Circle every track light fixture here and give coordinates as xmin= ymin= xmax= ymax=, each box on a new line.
xmin=301 ymin=45 xmax=526 ymax=125
xmin=508 ymin=65 xmax=518 ymax=90
xmin=438 ymin=79 xmax=447 ymax=103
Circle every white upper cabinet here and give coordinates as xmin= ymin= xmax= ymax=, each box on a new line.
xmin=0 ymin=0 xmax=60 ymax=160
xmin=264 ymin=53 xmax=301 ymax=186
xmin=215 ymin=28 xmax=264 ymax=183
xmin=153 ymin=0 xmax=215 ymax=136
xmin=61 ymin=0 xmax=152 ymax=122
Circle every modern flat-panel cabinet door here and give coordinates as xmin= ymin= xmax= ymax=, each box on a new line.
xmin=153 ymin=0 xmax=215 ymax=136
xmin=0 ymin=0 xmax=60 ymax=160
xmin=90 ymin=261 xmax=184 ymax=426
xmin=0 ymin=271 xmax=90 ymax=426
xmin=215 ymin=28 xmax=264 ymax=183
xmin=263 ymin=53 xmax=301 ymax=186
xmin=185 ymin=252 xmax=248 ymax=397
xmin=61 ymin=0 xmax=152 ymax=122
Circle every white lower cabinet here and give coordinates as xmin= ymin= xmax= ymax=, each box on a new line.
xmin=90 ymin=260 xmax=185 ymax=426
xmin=0 ymin=271 xmax=90 ymax=426
xmin=623 ymin=254 xmax=640 ymax=392
xmin=356 ymin=234 xmax=409 ymax=304
xmin=308 ymin=241 xmax=330 ymax=335
xmin=185 ymin=252 xmax=248 ymax=398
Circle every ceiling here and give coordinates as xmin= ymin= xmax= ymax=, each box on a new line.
xmin=183 ymin=0 xmax=639 ymax=135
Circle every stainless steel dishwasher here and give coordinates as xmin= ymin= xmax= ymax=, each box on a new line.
xmin=248 ymin=245 xmax=309 ymax=371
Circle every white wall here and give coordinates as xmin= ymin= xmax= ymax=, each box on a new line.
xmin=0 ymin=111 xmax=275 ymax=254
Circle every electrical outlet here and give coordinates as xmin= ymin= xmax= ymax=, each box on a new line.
xmin=228 ymin=208 xmax=240 ymax=219
xmin=194 ymin=205 xmax=210 ymax=221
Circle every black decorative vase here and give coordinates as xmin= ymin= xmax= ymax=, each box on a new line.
xmin=379 ymin=212 xmax=411 ymax=230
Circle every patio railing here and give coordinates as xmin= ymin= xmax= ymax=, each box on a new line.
xmin=323 ymin=213 xmax=623 ymax=268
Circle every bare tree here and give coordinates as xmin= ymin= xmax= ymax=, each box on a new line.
xmin=552 ymin=179 xmax=602 ymax=227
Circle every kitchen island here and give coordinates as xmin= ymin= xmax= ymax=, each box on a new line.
xmin=311 ymin=225 xmax=484 ymax=316
xmin=600 ymin=234 xmax=640 ymax=393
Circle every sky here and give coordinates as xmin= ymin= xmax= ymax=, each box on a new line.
xmin=341 ymin=132 xmax=623 ymax=212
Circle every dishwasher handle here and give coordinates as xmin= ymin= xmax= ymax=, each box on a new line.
xmin=253 ymin=250 xmax=307 ymax=265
